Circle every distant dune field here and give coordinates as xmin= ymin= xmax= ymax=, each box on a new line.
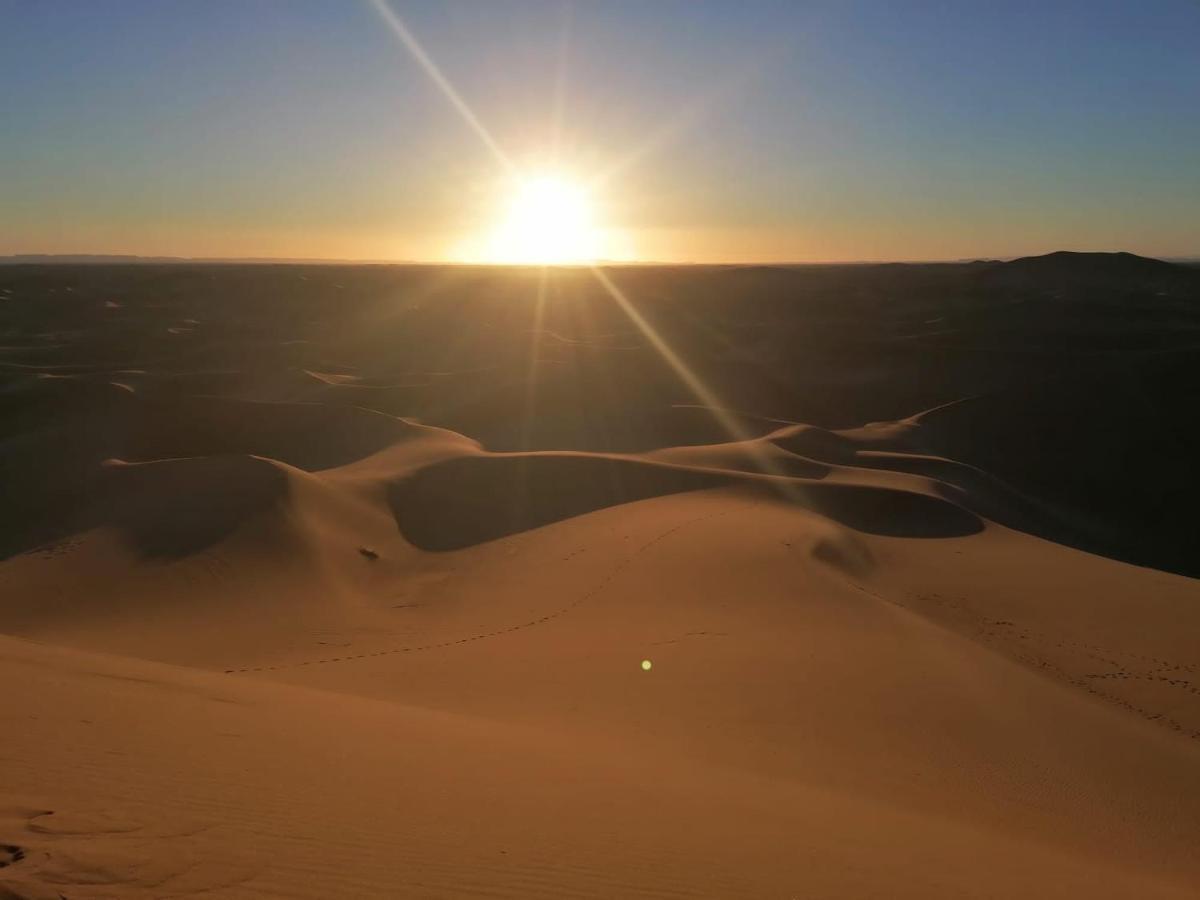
xmin=2 ymin=255 xmax=1199 ymax=898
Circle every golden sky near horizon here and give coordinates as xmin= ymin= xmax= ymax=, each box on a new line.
xmin=2 ymin=2 xmax=1198 ymax=263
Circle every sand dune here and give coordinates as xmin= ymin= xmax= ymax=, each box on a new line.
xmin=2 ymin=259 xmax=1199 ymax=897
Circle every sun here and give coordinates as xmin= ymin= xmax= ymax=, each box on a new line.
xmin=485 ymin=174 xmax=601 ymax=264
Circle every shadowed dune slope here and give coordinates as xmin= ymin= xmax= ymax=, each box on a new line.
xmin=387 ymin=452 xmax=982 ymax=551
xmin=899 ymin=353 xmax=1200 ymax=575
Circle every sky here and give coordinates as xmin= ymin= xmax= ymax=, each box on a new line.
xmin=1 ymin=0 xmax=1198 ymax=263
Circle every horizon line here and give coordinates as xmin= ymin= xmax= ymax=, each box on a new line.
xmin=2 ymin=250 xmax=1197 ymax=268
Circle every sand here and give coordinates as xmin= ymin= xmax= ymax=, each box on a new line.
xmin=2 ymin=256 xmax=1199 ymax=898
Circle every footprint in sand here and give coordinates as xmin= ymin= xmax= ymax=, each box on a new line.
xmin=0 ymin=845 xmax=25 ymax=868
xmin=0 ymin=804 xmax=259 ymax=897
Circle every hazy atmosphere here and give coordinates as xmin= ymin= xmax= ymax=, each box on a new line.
xmin=3 ymin=0 xmax=1198 ymax=262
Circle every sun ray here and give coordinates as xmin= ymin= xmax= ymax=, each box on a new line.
xmin=519 ymin=266 xmax=550 ymax=449
xmin=588 ymin=266 xmax=799 ymax=495
xmin=368 ymin=0 xmax=514 ymax=174
xmin=370 ymin=0 xmax=790 ymax=490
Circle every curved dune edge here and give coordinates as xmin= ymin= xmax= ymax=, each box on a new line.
xmin=386 ymin=451 xmax=982 ymax=551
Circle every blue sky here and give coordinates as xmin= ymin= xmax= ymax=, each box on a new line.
xmin=2 ymin=0 xmax=1197 ymax=261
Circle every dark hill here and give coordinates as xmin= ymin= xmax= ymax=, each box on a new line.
xmin=982 ymin=250 xmax=1198 ymax=296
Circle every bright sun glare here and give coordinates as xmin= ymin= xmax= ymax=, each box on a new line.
xmin=486 ymin=174 xmax=601 ymax=265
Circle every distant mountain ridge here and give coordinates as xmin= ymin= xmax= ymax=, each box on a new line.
xmin=1003 ymin=250 xmax=1181 ymax=274
xmin=980 ymin=250 xmax=1198 ymax=295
